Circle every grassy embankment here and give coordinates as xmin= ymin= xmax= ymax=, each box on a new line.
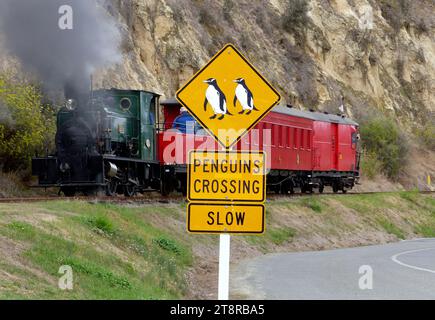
xmin=0 ymin=191 xmax=433 ymax=299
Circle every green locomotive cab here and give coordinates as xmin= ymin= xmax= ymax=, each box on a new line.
xmin=93 ymin=89 xmax=158 ymax=162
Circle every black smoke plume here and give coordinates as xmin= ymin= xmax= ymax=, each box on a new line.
xmin=0 ymin=0 xmax=121 ymax=103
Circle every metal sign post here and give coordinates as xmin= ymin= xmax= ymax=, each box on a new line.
xmin=218 ymin=233 xmax=230 ymax=300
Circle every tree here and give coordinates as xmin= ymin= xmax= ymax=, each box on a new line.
xmin=0 ymin=74 xmax=55 ymax=172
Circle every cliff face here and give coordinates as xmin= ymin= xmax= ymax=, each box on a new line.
xmin=98 ymin=0 xmax=433 ymax=127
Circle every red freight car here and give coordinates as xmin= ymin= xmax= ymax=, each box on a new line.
xmin=158 ymin=100 xmax=360 ymax=195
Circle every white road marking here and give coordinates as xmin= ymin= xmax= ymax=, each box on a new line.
xmin=391 ymin=247 xmax=435 ymax=274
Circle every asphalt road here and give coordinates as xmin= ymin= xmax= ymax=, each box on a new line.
xmin=231 ymin=238 xmax=435 ymax=299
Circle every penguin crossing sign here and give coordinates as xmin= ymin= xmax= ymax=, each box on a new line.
xmin=176 ymin=43 xmax=281 ymax=149
xmin=187 ymin=150 xmax=265 ymax=234
xmin=187 ymin=150 xmax=266 ymax=203
xmin=187 ymin=203 xmax=265 ymax=234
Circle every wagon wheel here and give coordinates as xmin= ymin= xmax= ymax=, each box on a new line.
xmin=106 ymin=180 xmax=118 ymax=196
xmin=123 ymin=184 xmax=136 ymax=197
xmin=160 ymin=179 xmax=171 ymax=196
xmin=180 ymin=182 xmax=187 ymax=197
xmin=306 ymin=186 xmax=313 ymax=194
xmin=318 ymin=184 xmax=324 ymax=193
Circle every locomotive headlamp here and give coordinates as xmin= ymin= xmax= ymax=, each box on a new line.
xmin=65 ymin=99 xmax=76 ymax=110
xmin=59 ymin=162 xmax=70 ymax=172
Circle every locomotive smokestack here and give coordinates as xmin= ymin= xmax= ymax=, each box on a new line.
xmin=0 ymin=0 xmax=121 ymax=103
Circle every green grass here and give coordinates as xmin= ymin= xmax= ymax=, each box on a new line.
xmin=268 ymin=227 xmax=296 ymax=245
xmin=0 ymin=201 xmax=193 ymax=299
xmin=376 ymin=217 xmax=405 ymax=239
xmin=415 ymin=224 xmax=435 ymax=238
xmin=87 ymin=215 xmax=116 ymax=235
xmin=301 ymin=198 xmax=323 ymax=213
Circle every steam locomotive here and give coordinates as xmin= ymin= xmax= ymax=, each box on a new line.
xmin=32 ymin=88 xmax=360 ymax=196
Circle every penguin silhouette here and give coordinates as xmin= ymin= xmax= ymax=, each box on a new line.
xmin=203 ymin=78 xmax=232 ymax=120
xmin=233 ymin=78 xmax=258 ymax=115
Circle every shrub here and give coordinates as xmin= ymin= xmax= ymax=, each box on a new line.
xmin=416 ymin=122 xmax=435 ymax=151
xmin=153 ymin=236 xmax=181 ymax=255
xmin=379 ymin=0 xmax=410 ymax=33
xmin=359 ymin=117 xmax=408 ymax=179
xmin=282 ymin=0 xmax=309 ymax=45
xmin=222 ymin=0 xmax=234 ymax=23
xmin=0 ymin=74 xmax=55 ymax=172
xmin=87 ymin=215 xmax=116 ymax=235
xmin=360 ymin=150 xmax=382 ymax=179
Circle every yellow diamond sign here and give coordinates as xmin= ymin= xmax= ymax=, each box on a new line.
xmin=176 ymin=44 xmax=281 ymax=149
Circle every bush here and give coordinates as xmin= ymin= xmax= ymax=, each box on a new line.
xmin=360 ymin=150 xmax=382 ymax=179
xmin=282 ymin=0 xmax=309 ymax=45
xmin=0 ymin=74 xmax=55 ymax=172
xmin=87 ymin=215 xmax=116 ymax=235
xmin=416 ymin=122 xmax=435 ymax=151
xmin=153 ymin=236 xmax=181 ymax=255
xmin=359 ymin=117 xmax=408 ymax=179
xmin=379 ymin=0 xmax=410 ymax=32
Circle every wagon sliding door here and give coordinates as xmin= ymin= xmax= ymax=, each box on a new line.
xmin=331 ymin=122 xmax=339 ymax=170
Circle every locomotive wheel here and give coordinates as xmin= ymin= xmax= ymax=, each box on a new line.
xmin=106 ymin=180 xmax=118 ymax=196
xmin=61 ymin=187 xmax=76 ymax=197
xmin=319 ymin=184 xmax=324 ymax=193
xmin=124 ymin=184 xmax=136 ymax=197
xmin=332 ymin=184 xmax=339 ymax=193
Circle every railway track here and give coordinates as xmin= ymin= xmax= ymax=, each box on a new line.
xmin=0 ymin=190 xmax=433 ymax=204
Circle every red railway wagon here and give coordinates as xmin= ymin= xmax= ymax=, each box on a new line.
xmin=158 ymin=100 xmax=360 ymax=194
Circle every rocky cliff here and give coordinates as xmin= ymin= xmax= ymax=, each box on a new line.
xmin=98 ymin=0 xmax=433 ymax=126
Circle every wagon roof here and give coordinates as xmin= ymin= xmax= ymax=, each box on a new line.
xmin=272 ymin=105 xmax=359 ymax=126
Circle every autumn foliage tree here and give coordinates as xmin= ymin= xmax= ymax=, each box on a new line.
xmin=0 ymin=74 xmax=55 ymax=172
